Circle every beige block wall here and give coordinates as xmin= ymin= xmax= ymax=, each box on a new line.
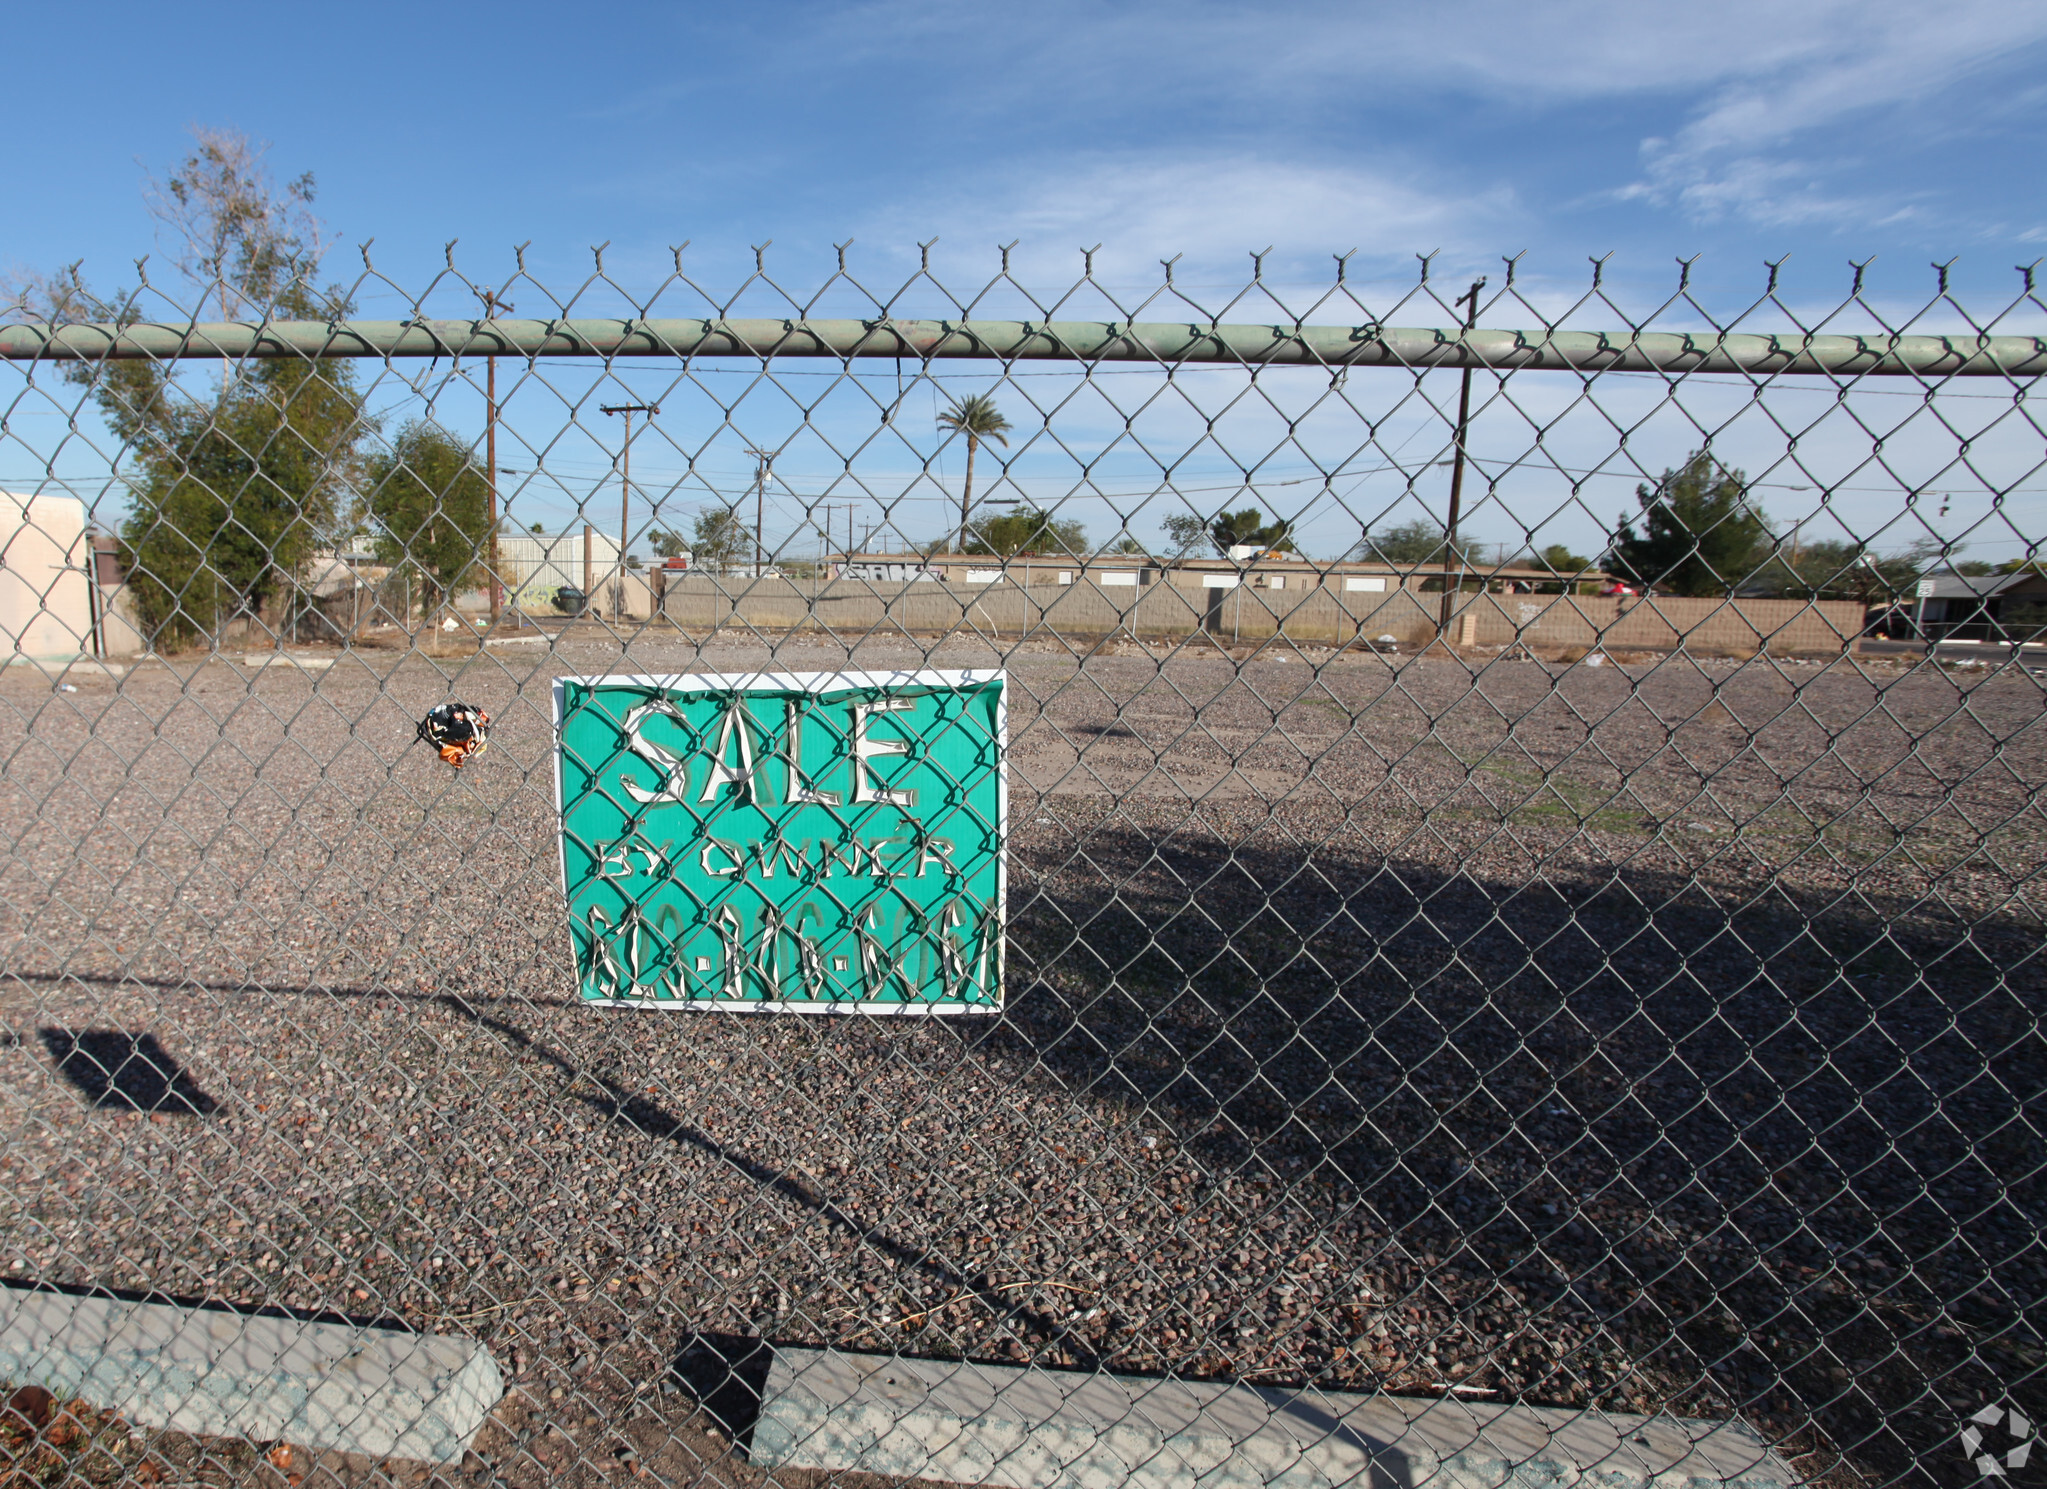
xmin=1448 ymin=592 xmax=1865 ymax=652
xmin=587 ymin=572 xmax=654 ymax=620
xmin=96 ymin=585 xmax=147 ymax=657
xmin=649 ymin=574 xmax=1865 ymax=653
xmin=655 ymin=576 xmax=1438 ymax=643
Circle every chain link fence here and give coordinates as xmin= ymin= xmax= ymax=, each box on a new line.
xmin=0 ymin=250 xmax=2042 ymax=1488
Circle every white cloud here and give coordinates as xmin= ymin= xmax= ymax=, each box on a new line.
xmin=859 ymin=152 xmax=1515 ymax=295
xmin=1618 ymin=153 xmax=1915 ymax=232
xmin=1613 ymin=2 xmax=2047 ymax=226
xmin=819 ymin=1 xmax=2047 ymax=236
xmin=1659 ymin=5 xmax=2045 ymax=155
xmin=817 ymin=0 xmax=2039 ymax=114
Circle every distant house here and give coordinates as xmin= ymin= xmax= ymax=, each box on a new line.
xmin=1896 ymin=570 xmax=2047 ymax=641
xmin=854 ymin=551 xmax=1605 ymax=594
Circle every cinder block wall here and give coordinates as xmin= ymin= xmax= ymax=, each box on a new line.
xmin=649 ymin=576 xmax=1865 ymax=653
xmin=1454 ymin=593 xmax=1863 ymax=652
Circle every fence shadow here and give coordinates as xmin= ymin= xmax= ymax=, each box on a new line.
xmin=668 ymin=1332 xmax=775 ymax=1445
xmin=38 ymin=1030 xmax=218 ymax=1115
xmin=977 ymin=817 xmax=2044 ymax=1478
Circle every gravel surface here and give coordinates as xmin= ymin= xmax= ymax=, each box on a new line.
xmin=1 ymin=629 xmax=2041 ymax=1488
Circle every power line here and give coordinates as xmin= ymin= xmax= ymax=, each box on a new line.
xmin=1449 ymin=451 xmax=2046 ymax=497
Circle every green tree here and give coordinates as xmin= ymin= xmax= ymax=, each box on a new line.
xmin=1209 ymin=507 xmax=1294 ymax=555
xmin=111 ymin=344 xmax=364 ymax=648
xmin=1755 ymin=537 xmax=1933 ymax=602
xmin=365 ymin=423 xmax=491 ymax=621
xmin=1353 ymin=520 xmax=1483 ymax=566
xmin=936 ymin=394 xmax=1013 ymax=552
xmin=1160 ymin=513 xmax=1210 ymax=557
xmin=146 ymin=127 xmax=325 ymax=324
xmin=690 ymin=509 xmax=749 ymax=572
xmin=17 ymin=128 xmax=365 ymax=650
xmin=1102 ymin=536 xmax=1147 ymax=556
xmin=1607 ymin=453 xmax=1772 ymax=597
xmin=1538 ymin=542 xmax=1592 ymax=574
xmin=648 ymin=528 xmax=691 ymax=560
xmin=963 ymin=507 xmax=1087 ymax=557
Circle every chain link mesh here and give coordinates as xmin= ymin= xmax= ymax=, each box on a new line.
xmin=0 ymin=248 xmax=2041 ymax=1488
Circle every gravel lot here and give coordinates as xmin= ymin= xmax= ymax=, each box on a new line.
xmin=1 ymin=629 xmax=2041 ymax=1488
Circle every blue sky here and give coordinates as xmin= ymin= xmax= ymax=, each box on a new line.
xmin=5 ymin=0 xmax=2046 ymax=562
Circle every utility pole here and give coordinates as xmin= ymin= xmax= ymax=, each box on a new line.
xmin=600 ymin=403 xmax=659 ymax=619
xmin=477 ymin=287 xmax=512 ymax=626
xmin=745 ymin=446 xmax=774 ymax=578
xmin=1439 ymin=278 xmax=1486 ymax=644
xmin=820 ymin=503 xmax=848 ymax=571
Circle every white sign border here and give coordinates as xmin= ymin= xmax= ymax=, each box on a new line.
xmin=551 ymin=667 xmax=1008 ymax=1016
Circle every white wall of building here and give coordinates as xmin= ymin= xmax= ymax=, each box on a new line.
xmin=495 ymin=529 xmax=623 ymax=610
xmin=1 ymin=493 xmax=94 ymax=660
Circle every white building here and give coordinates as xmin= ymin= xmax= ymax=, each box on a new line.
xmin=1 ymin=492 xmax=94 ymax=659
xmin=495 ymin=528 xmax=624 ymax=609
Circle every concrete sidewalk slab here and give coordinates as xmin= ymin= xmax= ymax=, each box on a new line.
xmin=0 ymin=1286 xmax=501 ymax=1464
xmin=752 ymin=1347 xmax=1793 ymax=1489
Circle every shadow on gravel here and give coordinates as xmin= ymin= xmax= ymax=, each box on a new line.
xmin=39 ymin=1030 xmax=218 ymax=1115
xmin=0 ymin=1274 xmax=411 ymax=1335
xmin=984 ymin=815 xmax=2046 ymax=1486
xmin=425 ymin=997 xmax=1078 ymax=1351
xmin=669 ymin=1332 xmax=774 ymax=1446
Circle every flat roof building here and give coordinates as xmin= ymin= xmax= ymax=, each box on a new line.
xmin=834 ymin=551 xmax=1606 ymax=592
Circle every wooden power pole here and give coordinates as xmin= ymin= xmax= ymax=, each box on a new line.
xmin=1439 ymin=278 xmax=1486 ymax=644
xmin=600 ymin=402 xmax=659 ymax=618
xmin=745 ymin=446 xmax=774 ymax=577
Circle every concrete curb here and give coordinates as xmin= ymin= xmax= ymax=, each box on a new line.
xmin=753 ymin=1347 xmax=1795 ymax=1489
xmin=0 ymin=1287 xmax=501 ymax=1465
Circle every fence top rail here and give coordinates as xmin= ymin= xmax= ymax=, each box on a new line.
xmin=3 ymin=316 xmax=2043 ymax=376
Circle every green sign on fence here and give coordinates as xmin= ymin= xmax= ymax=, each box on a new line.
xmin=552 ymin=669 xmax=1006 ymax=1012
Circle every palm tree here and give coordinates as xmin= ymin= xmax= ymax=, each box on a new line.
xmin=936 ymin=394 xmax=1013 ymax=552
